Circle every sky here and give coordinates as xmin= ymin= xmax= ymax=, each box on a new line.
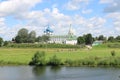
xmin=0 ymin=0 xmax=120 ymax=40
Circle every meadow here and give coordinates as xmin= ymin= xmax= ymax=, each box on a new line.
xmin=0 ymin=43 xmax=120 ymax=66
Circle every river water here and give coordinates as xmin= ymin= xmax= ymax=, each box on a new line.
xmin=0 ymin=66 xmax=120 ymax=80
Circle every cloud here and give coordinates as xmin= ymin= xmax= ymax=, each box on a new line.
xmin=0 ymin=0 xmax=42 ymax=17
xmin=0 ymin=18 xmax=9 ymax=34
xmin=7 ymin=7 xmax=107 ymax=39
xmin=99 ymin=0 xmax=113 ymax=4
xmin=64 ymin=0 xmax=89 ymax=10
xmin=102 ymin=0 xmax=120 ymax=13
xmin=71 ymin=14 xmax=107 ymax=36
xmin=1 ymin=7 xmax=73 ymax=40
xmin=107 ymin=12 xmax=120 ymax=33
xmin=82 ymin=9 xmax=92 ymax=14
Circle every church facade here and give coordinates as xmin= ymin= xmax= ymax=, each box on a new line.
xmin=44 ymin=25 xmax=77 ymax=45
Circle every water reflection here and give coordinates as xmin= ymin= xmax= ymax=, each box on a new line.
xmin=50 ymin=66 xmax=62 ymax=73
xmin=0 ymin=66 xmax=120 ymax=80
xmin=32 ymin=66 xmax=46 ymax=76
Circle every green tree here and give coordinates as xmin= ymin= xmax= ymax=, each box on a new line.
xmin=108 ymin=36 xmax=114 ymax=42
xmin=77 ymin=36 xmax=85 ymax=45
xmin=84 ymin=33 xmax=93 ymax=45
xmin=36 ymin=36 xmax=42 ymax=42
xmin=15 ymin=36 xmax=21 ymax=43
xmin=42 ymin=35 xmax=50 ymax=42
xmin=28 ymin=30 xmax=36 ymax=43
xmin=116 ymin=36 xmax=120 ymax=42
xmin=98 ymin=35 xmax=106 ymax=41
xmin=0 ymin=37 xmax=3 ymax=47
xmin=15 ymin=28 xmax=28 ymax=43
xmin=3 ymin=41 xmax=9 ymax=46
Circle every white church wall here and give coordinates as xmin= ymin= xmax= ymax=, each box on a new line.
xmin=65 ymin=40 xmax=77 ymax=45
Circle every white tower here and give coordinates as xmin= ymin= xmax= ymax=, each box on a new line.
xmin=68 ymin=24 xmax=74 ymax=36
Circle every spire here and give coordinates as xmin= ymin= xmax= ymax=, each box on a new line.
xmin=68 ymin=24 xmax=74 ymax=36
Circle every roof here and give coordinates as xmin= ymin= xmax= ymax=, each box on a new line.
xmin=44 ymin=26 xmax=53 ymax=33
xmin=50 ymin=35 xmax=77 ymax=40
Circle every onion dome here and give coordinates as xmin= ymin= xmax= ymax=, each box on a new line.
xmin=44 ymin=26 xmax=53 ymax=35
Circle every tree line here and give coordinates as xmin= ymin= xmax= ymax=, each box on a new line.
xmin=14 ymin=28 xmax=120 ymax=45
xmin=13 ymin=28 xmax=49 ymax=43
xmin=77 ymin=34 xmax=120 ymax=45
xmin=0 ymin=28 xmax=120 ymax=46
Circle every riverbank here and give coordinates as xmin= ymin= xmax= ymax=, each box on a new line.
xmin=0 ymin=46 xmax=120 ymax=67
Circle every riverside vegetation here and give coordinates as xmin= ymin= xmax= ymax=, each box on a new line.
xmin=29 ymin=50 xmax=120 ymax=67
xmin=0 ymin=28 xmax=120 ymax=67
xmin=0 ymin=43 xmax=120 ymax=67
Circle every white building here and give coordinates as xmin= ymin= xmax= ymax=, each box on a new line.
xmin=44 ymin=25 xmax=77 ymax=45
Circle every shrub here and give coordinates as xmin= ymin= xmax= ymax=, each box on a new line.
xmin=29 ymin=51 xmax=46 ymax=66
xmin=5 ymin=43 xmax=80 ymax=48
xmin=108 ymin=44 xmax=120 ymax=48
xmin=65 ymin=59 xmax=82 ymax=66
xmin=3 ymin=41 xmax=9 ymax=46
xmin=48 ymin=55 xmax=62 ymax=66
xmin=111 ymin=50 xmax=116 ymax=57
xmin=65 ymin=59 xmax=75 ymax=66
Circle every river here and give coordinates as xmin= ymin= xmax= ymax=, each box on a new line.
xmin=0 ymin=66 xmax=120 ymax=80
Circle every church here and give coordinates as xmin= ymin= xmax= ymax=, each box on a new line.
xmin=44 ymin=25 xmax=77 ymax=45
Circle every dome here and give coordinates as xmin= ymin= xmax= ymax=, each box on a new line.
xmin=44 ymin=26 xmax=53 ymax=33
xmin=44 ymin=26 xmax=53 ymax=36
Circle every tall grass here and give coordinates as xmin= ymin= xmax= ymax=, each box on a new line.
xmin=29 ymin=51 xmax=120 ymax=67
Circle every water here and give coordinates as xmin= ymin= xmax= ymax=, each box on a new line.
xmin=0 ymin=66 xmax=120 ymax=80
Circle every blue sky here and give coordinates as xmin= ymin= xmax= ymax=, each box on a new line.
xmin=0 ymin=0 xmax=120 ymax=40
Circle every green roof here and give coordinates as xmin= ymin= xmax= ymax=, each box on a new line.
xmin=50 ymin=35 xmax=77 ymax=40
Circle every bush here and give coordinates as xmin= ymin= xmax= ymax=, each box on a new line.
xmin=65 ymin=59 xmax=83 ymax=66
xmin=29 ymin=51 xmax=46 ymax=66
xmin=3 ymin=41 xmax=9 ymax=46
xmin=108 ymin=44 xmax=120 ymax=48
xmin=111 ymin=50 xmax=116 ymax=57
xmin=5 ymin=43 xmax=80 ymax=48
xmin=48 ymin=55 xmax=62 ymax=66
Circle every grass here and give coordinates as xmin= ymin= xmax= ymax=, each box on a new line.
xmin=0 ymin=44 xmax=120 ymax=66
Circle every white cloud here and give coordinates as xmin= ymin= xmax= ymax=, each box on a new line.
xmin=101 ymin=0 xmax=120 ymax=13
xmin=0 ymin=0 xmax=42 ymax=17
xmin=0 ymin=18 xmax=9 ymax=34
xmin=107 ymin=12 xmax=120 ymax=32
xmin=64 ymin=0 xmax=89 ymax=10
xmin=99 ymin=0 xmax=113 ymax=4
xmin=21 ymin=8 xmax=107 ymax=37
xmin=82 ymin=9 xmax=92 ymax=14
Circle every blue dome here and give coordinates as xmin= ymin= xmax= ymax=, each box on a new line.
xmin=44 ymin=26 xmax=53 ymax=33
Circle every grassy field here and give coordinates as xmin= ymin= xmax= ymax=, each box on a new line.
xmin=0 ymin=44 xmax=120 ymax=65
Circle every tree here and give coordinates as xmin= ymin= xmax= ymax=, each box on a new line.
xmin=84 ymin=33 xmax=93 ymax=45
xmin=116 ymin=36 xmax=120 ymax=42
xmin=36 ymin=36 xmax=42 ymax=42
xmin=41 ymin=35 xmax=50 ymax=42
xmin=108 ymin=36 xmax=114 ymax=42
xmin=98 ymin=35 xmax=106 ymax=41
xmin=15 ymin=35 xmax=22 ymax=43
xmin=15 ymin=28 xmax=28 ymax=43
xmin=3 ymin=41 xmax=9 ymax=46
xmin=28 ymin=30 xmax=36 ymax=43
xmin=77 ymin=36 xmax=85 ymax=45
xmin=0 ymin=37 xmax=3 ymax=47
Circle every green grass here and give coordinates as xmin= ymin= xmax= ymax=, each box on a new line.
xmin=0 ymin=44 xmax=120 ymax=66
